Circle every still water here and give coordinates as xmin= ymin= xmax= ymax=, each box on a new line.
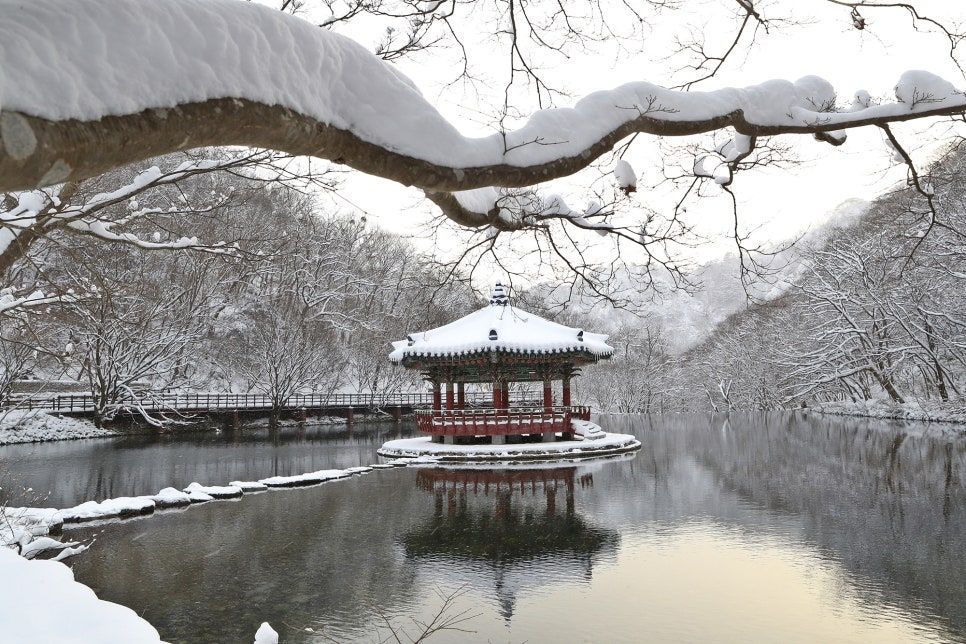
xmin=2 ymin=414 xmax=964 ymax=643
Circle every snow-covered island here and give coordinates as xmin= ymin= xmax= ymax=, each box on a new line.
xmin=379 ymin=283 xmax=641 ymax=461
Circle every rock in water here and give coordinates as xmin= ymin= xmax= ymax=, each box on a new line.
xmin=254 ymin=622 xmax=279 ymax=644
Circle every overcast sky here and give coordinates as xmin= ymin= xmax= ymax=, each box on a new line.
xmin=314 ymin=0 xmax=965 ymax=273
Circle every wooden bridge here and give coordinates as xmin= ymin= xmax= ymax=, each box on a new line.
xmin=5 ymin=391 xmax=541 ymax=422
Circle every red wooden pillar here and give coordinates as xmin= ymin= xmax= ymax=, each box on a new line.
xmin=492 ymin=379 xmax=501 ymax=410
xmin=457 ymin=382 xmax=465 ymax=409
xmin=445 ymin=382 xmax=455 ymax=411
xmin=543 ymin=379 xmax=552 ymax=413
xmin=562 ymin=375 xmax=572 ymax=407
xmin=432 ymin=381 xmax=442 ymax=414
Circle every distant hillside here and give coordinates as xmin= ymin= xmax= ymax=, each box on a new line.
xmin=556 ymin=146 xmax=965 ymax=415
xmin=524 ymin=197 xmax=871 ymax=355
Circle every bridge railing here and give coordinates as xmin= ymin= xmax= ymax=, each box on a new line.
xmin=2 ymin=391 xmax=542 ymax=414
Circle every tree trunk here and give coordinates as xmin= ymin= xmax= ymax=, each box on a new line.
xmin=923 ymin=315 xmax=950 ymax=402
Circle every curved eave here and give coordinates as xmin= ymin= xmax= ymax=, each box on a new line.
xmin=391 ymin=345 xmax=614 ymax=367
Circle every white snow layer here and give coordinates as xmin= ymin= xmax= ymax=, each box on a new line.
xmin=378 ymin=429 xmax=641 ymax=460
xmin=258 ymin=469 xmax=351 ymax=488
xmin=614 ymin=160 xmax=637 ymax=189
xmin=151 ymin=487 xmax=192 ymax=507
xmin=391 ymin=302 xmax=612 ymax=361
xmin=56 ymin=496 xmax=156 ymax=523
xmin=2 ymin=1 xmax=964 ymax=170
xmin=0 ymin=547 xmax=163 ymax=643
xmin=254 ymin=622 xmax=279 ymax=644
xmin=183 ymin=482 xmax=244 ymax=498
xmin=229 ymin=480 xmax=269 ymax=492
xmin=572 ymin=419 xmax=606 ymax=440
xmin=0 ymin=410 xmax=117 ymax=445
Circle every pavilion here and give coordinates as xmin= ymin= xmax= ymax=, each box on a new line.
xmin=387 ymin=283 xmax=615 ymax=447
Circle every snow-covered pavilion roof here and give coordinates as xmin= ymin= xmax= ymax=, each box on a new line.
xmin=390 ymin=283 xmax=613 ymax=364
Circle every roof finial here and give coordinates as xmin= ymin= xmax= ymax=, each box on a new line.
xmin=490 ymin=281 xmax=509 ymax=306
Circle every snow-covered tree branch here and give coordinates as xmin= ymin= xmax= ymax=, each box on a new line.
xmin=2 ymin=0 xmax=966 ymax=225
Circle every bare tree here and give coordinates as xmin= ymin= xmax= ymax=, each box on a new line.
xmin=2 ymin=0 xmax=966 ymax=305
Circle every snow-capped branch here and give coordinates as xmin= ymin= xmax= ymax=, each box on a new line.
xmin=0 ymin=153 xmax=261 ymax=276
xmin=0 ymin=288 xmax=73 ymax=316
xmin=1 ymin=0 xmax=965 ymax=216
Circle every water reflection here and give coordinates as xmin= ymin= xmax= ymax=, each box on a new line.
xmin=0 ymin=421 xmax=412 ymax=507
xmin=13 ymin=413 xmax=965 ymax=643
xmin=403 ymin=465 xmax=619 ymax=620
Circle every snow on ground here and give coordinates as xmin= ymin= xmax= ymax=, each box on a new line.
xmin=812 ymin=400 xmax=966 ymax=426
xmin=572 ymin=419 xmax=606 ymax=439
xmin=1 ymin=507 xmax=63 ymax=548
xmin=0 ymin=547 xmax=163 ymax=643
xmin=0 ymin=409 xmax=349 ymax=448
xmin=0 ymin=410 xmax=117 ymax=445
xmin=378 ymin=422 xmax=641 ymax=461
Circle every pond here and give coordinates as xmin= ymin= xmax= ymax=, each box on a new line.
xmin=3 ymin=413 xmax=965 ymax=643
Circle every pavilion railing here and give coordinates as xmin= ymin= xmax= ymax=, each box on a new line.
xmin=415 ymin=405 xmax=591 ymax=436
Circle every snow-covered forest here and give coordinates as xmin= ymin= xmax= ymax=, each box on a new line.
xmin=1 ymin=152 xmax=482 ymax=425
xmin=3 ymin=0 xmax=966 ymax=642
xmin=569 ymin=146 xmax=966 ymax=420
xmin=7 ymin=144 xmax=964 ymax=425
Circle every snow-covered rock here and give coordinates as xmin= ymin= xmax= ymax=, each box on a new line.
xmin=229 ymin=480 xmax=269 ymax=492
xmin=0 ymin=547 xmax=163 ymax=643
xmin=56 ymin=496 xmax=156 ymax=523
xmin=258 ymin=469 xmax=351 ymax=488
xmin=254 ymin=622 xmax=279 ymax=644
xmin=183 ymin=482 xmax=243 ymax=499
xmin=151 ymin=487 xmax=192 ymax=508
xmin=186 ymin=490 xmax=214 ymax=503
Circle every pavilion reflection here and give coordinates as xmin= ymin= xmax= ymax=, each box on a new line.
xmin=401 ymin=464 xmax=620 ymax=620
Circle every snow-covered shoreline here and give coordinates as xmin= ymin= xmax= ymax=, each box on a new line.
xmin=0 ymin=547 xmax=164 ymax=643
xmin=0 ymin=455 xmax=429 ymax=642
xmin=1 ymin=419 xmax=636 ymax=641
xmin=0 ymin=409 xmax=353 ymax=446
xmin=810 ymin=401 xmax=966 ymax=427
xmin=0 ymin=411 xmax=119 ymax=446
xmin=3 ymin=465 xmax=387 ymax=536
